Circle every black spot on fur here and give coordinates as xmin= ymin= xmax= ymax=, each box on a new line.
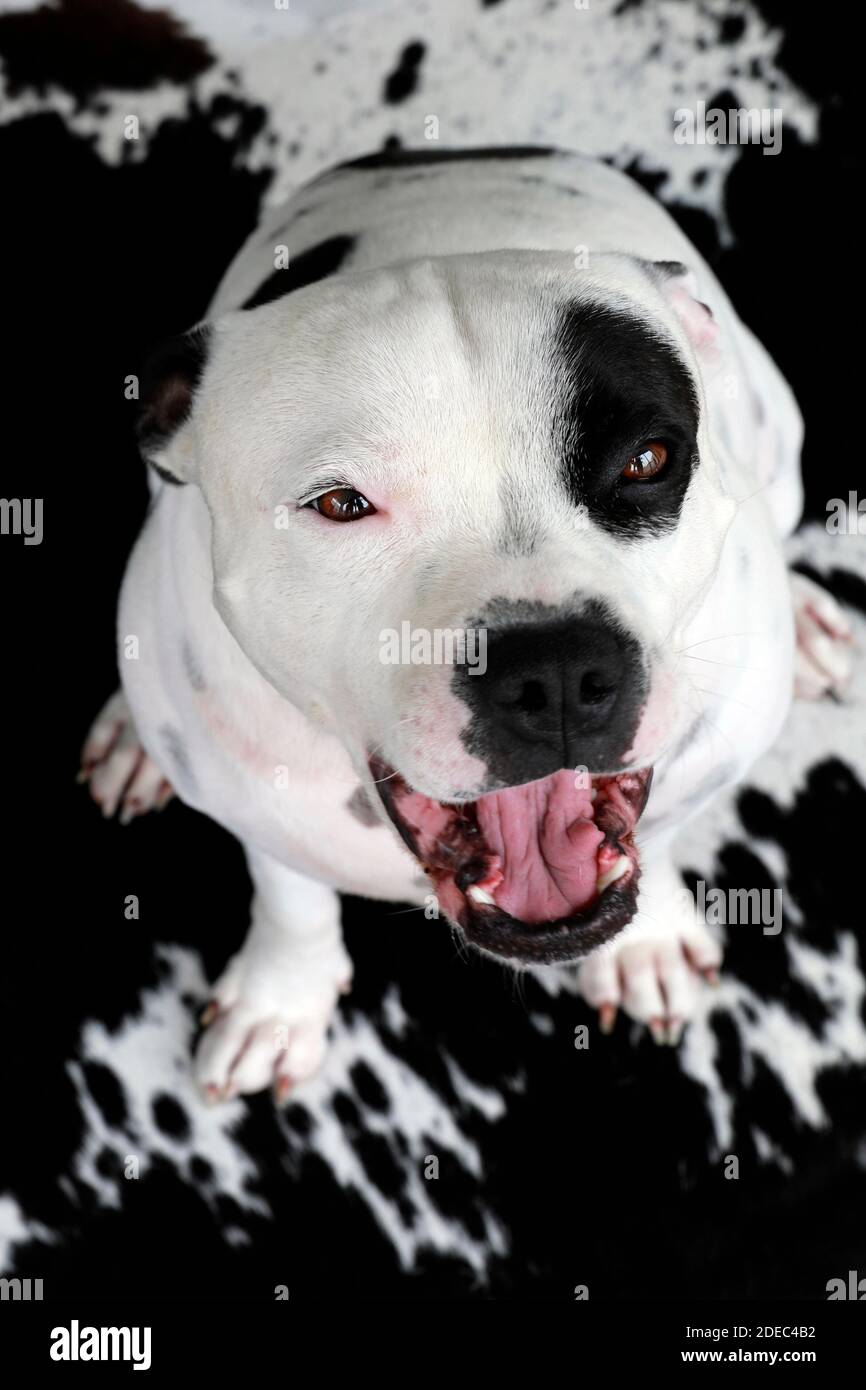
xmin=152 ymin=1093 xmax=191 ymax=1141
xmin=332 ymin=1089 xmax=363 ymax=1129
xmin=554 ymin=301 xmax=699 ymax=538
xmin=517 ymin=173 xmax=583 ymax=196
xmin=738 ymin=759 xmax=866 ymax=951
xmin=708 ymin=1009 xmax=745 ymax=1093
xmin=383 ymin=40 xmax=426 ymax=104
xmin=241 ymin=235 xmax=356 ymax=310
xmin=206 ymin=90 xmax=267 ymax=147
xmin=82 ymin=1061 xmax=128 ymax=1130
xmin=182 ymin=639 xmax=206 ymax=692
xmin=0 ymin=0 xmax=213 ymax=105
xmin=711 ymin=841 xmax=831 ymax=1032
xmin=96 ymin=1146 xmax=121 ymax=1179
xmin=351 ymin=1061 xmax=390 ymax=1113
xmin=347 ymin=785 xmax=380 ymax=828
xmin=189 ymin=1154 xmax=214 ymax=1183
xmin=336 ymin=144 xmax=554 ymax=172
xmin=283 ymin=1104 xmax=313 ymax=1137
xmin=718 ymin=14 xmax=746 ymax=44
xmin=354 ymin=1129 xmax=410 ymax=1203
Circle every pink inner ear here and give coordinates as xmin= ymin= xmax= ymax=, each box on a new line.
xmin=667 ymin=283 xmax=720 ymax=358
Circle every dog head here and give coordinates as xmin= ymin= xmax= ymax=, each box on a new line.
xmin=138 ymin=249 xmax=735 ymax=964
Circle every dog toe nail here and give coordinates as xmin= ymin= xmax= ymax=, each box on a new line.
xmin=274 ymin=1076 xmax=294 ymax=1103
xmin=598 ymin=1004 xmax=617 ymax=1035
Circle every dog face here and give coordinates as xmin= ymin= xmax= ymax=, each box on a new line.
xmin=139 ymin=249 xmax=736 ymax=963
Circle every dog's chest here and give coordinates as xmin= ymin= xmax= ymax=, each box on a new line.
xmin=180 ymin=680 xmax=427 ymax=904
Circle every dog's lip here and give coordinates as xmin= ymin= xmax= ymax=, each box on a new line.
xmin=455 ymin=872 xmax=642 ymax=964
xmin=368 ymin=756 xmax=653 ymax=964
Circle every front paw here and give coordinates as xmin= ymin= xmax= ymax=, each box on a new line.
xmin=79 ymin=689 xmax=173 ymax=821
xmin=194 ymin=944 xmax=352 ymax=1104
xmin=791 ymin=571 xmax=853 ymax=700
xmin=578 ymin=905 xmax=721 ymax=1045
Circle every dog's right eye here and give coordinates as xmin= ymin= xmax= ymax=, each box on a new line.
xmin=306 ymin=488 xmax=376 ymax=522
xmin=621 ymin=441 xmax=668 ymax=481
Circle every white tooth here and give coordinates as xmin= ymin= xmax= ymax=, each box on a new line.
xmin=596 ymin=857 xmax=631 ymax=894
xmin=468 ymin=885 xmax=496 ymax=906
xmin=589 ymin=789 xmax=598 ymax=802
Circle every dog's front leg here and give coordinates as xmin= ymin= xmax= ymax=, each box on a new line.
xmin=578 ymin=852 xmax=721 ymax=1045
xmin=194 ymin=849 xmax=352 ymax=1103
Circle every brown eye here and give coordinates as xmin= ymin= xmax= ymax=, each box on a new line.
xmin=622 ymin=441 xmax=668 ymax=481
xmin=308 ymin=487 xmax=376 ymax=522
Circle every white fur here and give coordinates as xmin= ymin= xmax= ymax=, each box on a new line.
xmin=83 ymin=150 xmax=842 ymax=1093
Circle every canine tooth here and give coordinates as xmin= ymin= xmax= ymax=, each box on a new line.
xmin=468 ymin=884 xmax=496 ymax=906
xmin=596 ymin=856 xmax=631 ymax=894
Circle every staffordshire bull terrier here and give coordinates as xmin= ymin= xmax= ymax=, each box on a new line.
xmin=81 ymin=146 xmax=852 ymax=1100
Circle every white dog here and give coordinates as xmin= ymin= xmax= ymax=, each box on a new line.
xmin=81 ymin=147 xmax=851 ymax=1100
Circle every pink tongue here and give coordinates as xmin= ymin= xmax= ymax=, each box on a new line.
xmin=475 ymin=769 xmax=604 ymax=924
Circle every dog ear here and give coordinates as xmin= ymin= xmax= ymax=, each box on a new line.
xmin=135 ymin=324 xmax=210 ymax=485
xmin=647 ymin=260 xmax=720 ymax=365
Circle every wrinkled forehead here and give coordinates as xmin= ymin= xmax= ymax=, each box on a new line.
xmin=197 ymin=256 xmax=699 ymax=500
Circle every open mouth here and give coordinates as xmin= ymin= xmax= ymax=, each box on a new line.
xmin=369 ymin=757 xmax=653 ymax=964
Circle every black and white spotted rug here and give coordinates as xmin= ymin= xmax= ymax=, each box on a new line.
xmin=2 ymin=0 xmax=864 ymax=1306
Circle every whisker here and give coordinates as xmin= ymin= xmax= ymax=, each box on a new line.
xmin=677 ymin=630 xmax=763 ymax=653
xmin=449 ymin=926 xmax=471 ymax=966
xmin=369 ymin=765 xmax=402 ymax=787
xmin=682 ymin=653 xmax=768 ymax=673
xmin=680 ymin=678 xmax=739 ymax=763
xmin=689 ymin=683 xmax=765 ymax=715
xmin=732 ymin=479 xmax=772 ymax=507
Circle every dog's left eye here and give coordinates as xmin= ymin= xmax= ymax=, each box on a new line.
xmin=622 ymin=442 xmax=668 ymax=481
xmin=306 ymin=487 xmax=376 ymax=522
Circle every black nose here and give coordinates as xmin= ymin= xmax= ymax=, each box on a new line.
xmin=458 ymin=606 xmax=645 ymax=785
xmin=489 ymin=622 xmax=624 ymax=733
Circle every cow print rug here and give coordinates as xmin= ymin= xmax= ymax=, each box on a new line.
xmin=1 ymin=0 xmax=863 ymax=1302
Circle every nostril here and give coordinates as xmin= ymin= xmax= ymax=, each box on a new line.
xmin=515 ymin=679 xmax=548 ymax=714
xmin=494 ymin=677 xmax=550 ymax=715
xmin=578 ymin=671 xmax=617 ymax=706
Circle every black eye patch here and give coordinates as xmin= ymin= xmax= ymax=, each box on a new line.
xmin=553 ymin=301 xmax=700 ymax=538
